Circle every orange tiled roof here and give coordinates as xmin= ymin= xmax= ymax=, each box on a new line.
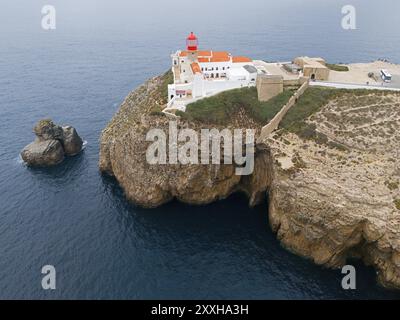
xmin=191 ymin=62 xmax=202 ymax=74
xmin=198 ymin=57 xmax=210 ymax=63
xmin=180 ymin=50 xmax=213 ymax=58
xmin=212 ymin=51 xmax=229 ymax=58
xmin=180 ymin=50 xmax=250 ymax=64
xmin=210 ymin=57 xmax=230 ymax=62
xmin=210 ymin=51 xmax=230 ymax=62
xmin=197 ymin=51 xmax=212 ymax=57
xmin=232 ymin=56 xmax=252 ymax=63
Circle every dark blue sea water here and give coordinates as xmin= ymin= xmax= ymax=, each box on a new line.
xmin=1 ymin=0 xmax=400 ymax=299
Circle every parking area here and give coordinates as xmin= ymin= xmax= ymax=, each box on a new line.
xmin=254 ymin=59 xmax=400 ymax=89
xmin=328 ymin=61 xmax=400 ymax=88
xmin=386 ymin=74 xmax=400 ymax=88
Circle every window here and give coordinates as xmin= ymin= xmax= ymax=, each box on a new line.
xmin=216 ymin=67 xmax=219 ymax=71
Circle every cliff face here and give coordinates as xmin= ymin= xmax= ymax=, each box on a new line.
xmin=99 ymin=72 xmax=400 ymax=289
xmin=99 ymin=73 xmax=272 ymax=208
xmin=267 ymin=91 xmax=400 ymax=289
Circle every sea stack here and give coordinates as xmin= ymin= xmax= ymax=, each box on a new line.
xmin=21 ymin=119 xmax=83 ymax=167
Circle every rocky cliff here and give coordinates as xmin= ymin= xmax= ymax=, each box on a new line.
xmin=99 ymin=72 xmax=400 ymax=289
xmin=267 ymin=91 xmax=400 ymax=289
xmin=99 ymin=72 xmax=272 ymax=208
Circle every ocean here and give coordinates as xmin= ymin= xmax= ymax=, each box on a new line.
xmin=0 ymin=0 xmax=400 ymax=299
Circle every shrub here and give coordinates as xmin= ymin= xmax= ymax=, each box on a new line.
xmin=181 ymin=87 xmax=294 ymax=125
xmin=385 ymin=181 xmax=399 ymax=191
xmin=280 ymin=87 xmax=338 ymax=133
xmin=296 ymin=123 xmax=317 ymax=140
xmin=394 ymin=199 xmax=400 ymax=210
xmin=149 ymin=104 xmax=165 ymax=116
xmin=326 ymin=63 xmax=349 ymax=72
xmin=328 ymin=141 xmax=349 ymax=151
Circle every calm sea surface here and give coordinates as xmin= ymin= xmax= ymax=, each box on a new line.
xmin=0 ymin=0 xmax=400 ymax=299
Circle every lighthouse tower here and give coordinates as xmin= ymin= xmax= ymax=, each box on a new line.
xmin=186 ymin=32 xmax=198 ymax=61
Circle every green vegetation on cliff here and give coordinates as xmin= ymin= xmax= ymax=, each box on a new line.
xmin=149 ymin=70 xmax=174 ymax=115
xmin=103 ymin=71 xmax=173 ymax=142
xmin=179 ymin=87 xmax=294 ymax=125
xmin=386 ymin=180 xmax=399 ymax=191
xmin=280 ymin=87 xmax=396 ymax=144
xmin=326 ymin=63 xmax=349 ymax=72
xmin=161 ymin=70 xmax=174 ymax=102
xmin=395 ymin=199 xmax=400 ymax=211
xmin=280 ymin=87 xmax=338 ymax=135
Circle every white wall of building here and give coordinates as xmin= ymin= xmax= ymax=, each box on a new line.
xmin=192 ymin=74 xmax=205 ymax=98
xmin=203 ymin=78 xmax=255 ymax=96
xmin=168 ymin=82 xmax=192 ymax=100
xmin=168 ymin=50 xmax=257 ymax=107
xmin=199 ymin=61 xmax=232 ymax=78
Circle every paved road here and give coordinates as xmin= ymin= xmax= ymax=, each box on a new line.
xmin=310 ymin=81 xmax=400 ymax=91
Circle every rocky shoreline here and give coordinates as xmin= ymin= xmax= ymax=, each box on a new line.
xmin=99 ymin=72 xmax=400 ymax=289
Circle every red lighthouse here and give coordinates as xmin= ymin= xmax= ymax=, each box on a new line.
xmin=186 ymin=32 xmax=198 ymax=51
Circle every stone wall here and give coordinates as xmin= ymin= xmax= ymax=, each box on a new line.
xmin=303 ymin=66 xmax=330 ymax=80
xmin=257 ymin=75 xmax=284 ymax=102
xmin=258 ymin=79 xmax=310 ymax=142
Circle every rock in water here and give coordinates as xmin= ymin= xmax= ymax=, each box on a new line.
xmin=62 ymin=126 xmax=83 ymax=156
xmin=21 ymin=119 xmax=83 ymax=167
xmin=33 ymin=119 xmax=63 ymax=141
xmin=21 ymin=139 xmax=64 ymax=166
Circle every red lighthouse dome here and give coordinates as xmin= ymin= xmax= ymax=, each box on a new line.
xmin=186 ymin=32 xmax=198 ymax=51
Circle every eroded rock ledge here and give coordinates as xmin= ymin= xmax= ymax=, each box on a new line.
xmin=267 ymin=91 xmax=400 ymax=289
xmin=99 ymin=72 xmax=400 ymax=289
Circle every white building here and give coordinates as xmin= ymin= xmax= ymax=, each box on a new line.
xmin=167 ymin=33 xmax=258 ymax=111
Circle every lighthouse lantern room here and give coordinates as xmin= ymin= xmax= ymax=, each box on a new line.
xmin=186 ymin=32 xmax=198 ymax=51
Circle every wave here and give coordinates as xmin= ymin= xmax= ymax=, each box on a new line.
xmin=82 ymin=140 xmax=88 ymax=151
xmin=16 ymin=154 xmax=26 ymax=166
